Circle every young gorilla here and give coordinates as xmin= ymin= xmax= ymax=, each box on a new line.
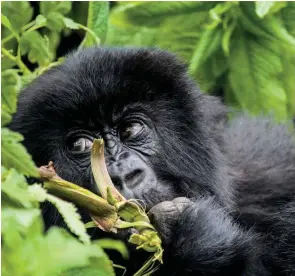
xmin=10 ymin=47 xmax=295 ymax=275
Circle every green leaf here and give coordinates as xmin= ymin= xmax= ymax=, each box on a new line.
xmin=281 ymin=2 xmax=295 ymax=37
xmin=1 ymin=128 xmax=38 ymax=177
xmin=1 ymin=168 xmax=36 ymax=208
xmin=35 ymin=14 xmax=47 ymax=26
xmin=255 ymin=1 xmax=276 ymax=18
xmin=82 ymin=1 xmax=109 ymax=46
xmin=240 ymin=2 xmax=295 ymax=47
xmin=20 ymin=30 xmax=53 ymax=66
xmin=2 ymin=207 xmax=41 ymax=230
xmin=255 ymin=1 xmax=287 ymax=18
xmin=189 ymin=26 xmax=222 ymax=77
xmin=49 ymin=228 xmax=115 ymax=276
xmin=1 ymin=109 xmax=12 ymax=126
xmin=1 ymin=2 xmax=33 ymax=31
xmin=95 ymin=238 xmax=129 ymax=259
xmin=1 ymin=69 xmax=21 ymax=114
xmin=29 ymin=184 xmax=91 ymax=244
xmin=40 ymin=1 xmax=72 ymax=16
xmin=197 ymin=50 xmax=228 ymax=92
xmin=228 ymin=28 xmax=288 ymax=119
xmin=279 ymin=46 xmax=295 ymax=117
xmin=63 ymin=17 xmax=80 ymax=30
xmin=110 ymin=2 xmax=216 ymax=27
xmin=1 ymin=14 xmax=19 ymax=40
xmin=108 ymin=9 xmax=209 ymax=64
xmin=46 ymin=12 xmax=65 ymax=32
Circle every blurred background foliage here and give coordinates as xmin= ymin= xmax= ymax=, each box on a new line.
xmin=2 ymin=1 xmax=295 ymax=121
xmin=1 ymin=2 xmax=295 ymax=276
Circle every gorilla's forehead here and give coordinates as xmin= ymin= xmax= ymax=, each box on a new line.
xmin=23 ymin=47 xmax=196 ymax=126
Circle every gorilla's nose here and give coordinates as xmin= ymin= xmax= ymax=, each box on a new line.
xmin=107 ymin=163 xmax=145 ymax=190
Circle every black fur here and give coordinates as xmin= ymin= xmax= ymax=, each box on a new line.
xmin=10 ymin=47 xmax=295 ymax=275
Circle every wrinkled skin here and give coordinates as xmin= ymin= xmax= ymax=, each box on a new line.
xmin=10 ymin=47 xmax=295 ymax=275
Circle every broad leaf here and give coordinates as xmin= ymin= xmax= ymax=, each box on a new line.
xmin=63 ymin=17 xmax=80 ymax=30
xmin=20 ymin=30 xmax=53 ymax=66
xmin=40 ymin=1 xmax=72 ymax=16
xmin=29 ymin=184 xmax=90 ymax=244
xmin=1 ymin=2 xmax=33 ymax=31
xmin=240 ymin=2 xmax=295 ymax=47
xmin=1 ymin=109 xmax=12 ymax=126
xmin=82 ymin=1 xmax=109 ymax=46
xmin=228 ymin=29 xmax=288 ymax=119
xmin=110 ymin=2 xmax=216 ymax=26
xmin=1 ymin=168 xmax=36 ymax=208
xmin=1 ymin=69 xmax=21 ymax=114
xmin=255 ymin=1 xmax=276 ymax=18
xmin=189 ymin=26 xmax=222 ymax=76
xmin=46 ymin=12 xmax=65 ymax=32
xmin=1 ymin=128 xmax=38 ymax=177
xmin=1 ymin=14 xmax=19 ymax=40
xmin=281 ymin=2 xmax=295 ymax=37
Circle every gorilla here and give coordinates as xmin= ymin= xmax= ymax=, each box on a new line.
xmin=10 ymin=47 xmax=295 ymax=275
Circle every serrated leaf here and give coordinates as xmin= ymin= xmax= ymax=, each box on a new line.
xmin=1 ymin=2 xmax=33 ymax=31
xmin=82 ymin=1 xmax=109 ymax=46
xmin=1 ymin=128 xmax=38 ymax=177
xmin=2 ymin=208 xmax=41 ymax=230
xmin=40 ymin=1 xmax=72 ymax=16
xmin=228 ymin=29 xmax=288 ymax=119
xmin=35 ymin=14 xmax=47 ymax=26
xmin=1 ymin=69 xmax=21 ymax=114
xmin=2 ymin=109 xmax=12 ymax=126
xmin=63 ymin=17 xmax=80 ymax=30
xmin=29 ymin=184 xmax=90 ymax=244
xmin=1 ymin=56 xmax=17 ymax=71
xmin=20 ymin=30 xmax=53 ymax=66
xmin=1 ymin=168 xmax=36 ymax=208
xmin=2 ymin=223 xmax=114 ymax=276
xmin=1 ymin=14 xmax=19 ymax=40
xmin=46 ymin=12 xmax=65 ymax=32
xmin=48 ymin=228 xmax=115 ymax=276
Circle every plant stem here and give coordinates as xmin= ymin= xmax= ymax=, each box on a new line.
xmin=1 ymin=47 xmax=16 ymax=62
xmin=2 ymin=47 xmax=31 ymax=75
xmin=1 ymin=21 xmax=36 ymax=45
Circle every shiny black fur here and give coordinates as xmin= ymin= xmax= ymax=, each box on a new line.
xmin=10 ymin=47 xmax=295 ymax=275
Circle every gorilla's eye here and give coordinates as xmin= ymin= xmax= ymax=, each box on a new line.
xmin=68 ymin=137 xmax=93 ymax=153
xmin=120 ymin=122 xmax=144 ymax=140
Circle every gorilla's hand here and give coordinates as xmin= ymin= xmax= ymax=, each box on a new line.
xmin=148 ymin=197 xmax=192 ymax=245
xmin=149 ymin=197 xmax=263 ymax=275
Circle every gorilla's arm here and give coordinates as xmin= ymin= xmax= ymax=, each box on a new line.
xmin=149 ymin=197 xmax=268 ymax=275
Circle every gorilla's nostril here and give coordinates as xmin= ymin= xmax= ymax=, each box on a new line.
xmin=112 ymin=177 xmax=122 ymax=188
xmin=124 ymin=169 xmax=144 ymax=187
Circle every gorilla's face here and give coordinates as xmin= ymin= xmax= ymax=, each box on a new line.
xmin=11 ymin=47 xmax=230 ymax=213
xmin=64 ymin=105 xmax=174 ymax=208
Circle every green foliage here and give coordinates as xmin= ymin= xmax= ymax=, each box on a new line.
xmin=107 ymin=1 xmax=295 ymax=120
xmin=1 ymin=2 xmax=125 ymax=276
xmin=81 ymin=2 xmax=109 ymax=47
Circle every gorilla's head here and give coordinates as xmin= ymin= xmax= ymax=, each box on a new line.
xmin=10 ymin=47 xmax=232 ymax=213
